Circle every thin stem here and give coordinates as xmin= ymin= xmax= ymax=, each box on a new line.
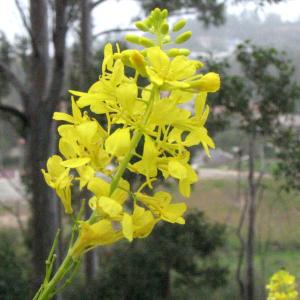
xmin=35 ymin=253 xmax=74 ymax=300
xmin=109 ymin=86 xmax=158 ymax=196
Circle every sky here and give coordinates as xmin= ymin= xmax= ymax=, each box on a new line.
xmin=0 ymin=0 xmax=299 ymax=41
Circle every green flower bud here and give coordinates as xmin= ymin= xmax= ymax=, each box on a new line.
xmin=152 ymin=8 xmax=161 ymax=20
xmin=144 ymin=17 xmax=152 ymax=27
xmin=175 ymin=31 xmax=192 ymax=44
xmin=139 ymin=37 xmax=155 ymax=48
xmin=172 ymin=19 xmax=186 ymax=32
xmin=162 ymin=9 xmax=168 ymax=18
xmin=160 ymin=23 xmax=169 ymax=35
xmin=167 ymin=48 xmax=191 ymax=57
xmin=178 ymin=48 xmax=190 ymax=56
xmin=167 ymin=48 xmax=179 ymax=57
xmin=135 ymin=21 xmax=148 ymax=32
xmin=125 ymin=34 xmax=141 ymax=45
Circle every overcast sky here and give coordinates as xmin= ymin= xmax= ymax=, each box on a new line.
xmin=0 ymin=0 xmax=299 ymax=41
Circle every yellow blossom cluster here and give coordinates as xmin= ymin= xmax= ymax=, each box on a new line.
xmin=266 ymin=270 xmax=298 ymax=300
xmin=42 ymin=8 xmax=220 ymax=258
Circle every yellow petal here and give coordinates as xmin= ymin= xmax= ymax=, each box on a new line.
xmin=53 ymin=112 xmax=75 ymax=123
xmin=179 ymin=178 xmax=191 ymax=198
xmin=61 ymin=157 xmax=90 ymax=168
xmin=161 ymin=203 xmax=187 ymax=224
xmin=56 ymin=186 xmax=73 ymax=214
xmin=110 ymin=59 xmax=124 ymax=86
xmin=71 ymin=97 xmax=82 ymax=122
xmin=145 ymin=67 xmax=164 ymax=86
xmin=105 ymin=127 xmax=131 ymax=157
xmin=77 ymin=165 xmax=95 ymax=189
xmin=87 ymin=177 xmax=110 ymax=197
xmin=195 ymin=92 xmax=207 ymax=117
xmin=59 ymin=138 xmax=77 ymax=159
xmin=98 ymin=196 xmax=123 ymax=217
xmin=168 ymin=160 xmax=187 ymax=179
xmin=147 ymin=47 xmax=169 ymax=73
xmin=76 ymin=121 xmax=98 ymax=144
xmin=47 ymin=155 xmax=65 ymax=177
xmin=122 ymin=213 xmax=133 ymax=242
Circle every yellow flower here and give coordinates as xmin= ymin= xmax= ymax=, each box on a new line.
xmin=121 ymin=205 xmax=156 ymax=242
xmin=168 ymin=159 xmax=198 ymax=198
xmin=42 ymin=155 xmax=73 ymax=214
xmin=71 ymin=220 xmax=122 ymax=258
xmin=145 ymin=46 xmax=201 ymax=89
xmin=266 ymin=270 xmax=298 ymax=300
xmin=135 ymin=191 xmax=187 ymax=224
xmin=43 ymin=7 xmax=221 ymax=255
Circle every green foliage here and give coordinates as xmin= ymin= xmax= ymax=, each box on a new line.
xmin=65 ymin=211 xmax=228 ymax=300
xmin=0 ymin=230 xmax=29 ymax=300
xmin=207 ymin=41 xmax=300 ymax=136
xmin=0 ymin=32 xmax=12 ymax=100
xmin=274 ymin=128 xmax=300 ymax=192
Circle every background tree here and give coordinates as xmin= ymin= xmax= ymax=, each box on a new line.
xmin=0 ymin=0 xmax=74 ymax=290
xmin=274 ymin=127 xmax=300 ymax=192
xmin=207 ymin=41 xmax=300 ymax=300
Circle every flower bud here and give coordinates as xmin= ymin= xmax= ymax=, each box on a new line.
xmin=151 ymin=8 xmax=161 ymax=20
xmin=125 ymin=34 xmax=140 ymax=45
xmin=190 ymin=72 xmax=221 ymax=93
xmin=144 ymin=17 xmax=152 ymax=27
xmin=175 ymin=31 xmax=192 ymax=44
xmin=135 ymin=21 xmax=148 ymax=32
xmin=162 ymin=9 xmax=168 ymax=18
xmin=172 ymin=19 xmax=186 ymax=32
xmin=139 ymin=37 xmax=155 ymax=48
xmin=160 ymin=23 xmax=169 ymax=35
xmin=178 ymin=48 xmax=190 ymax=56
xmin=130 ymin=50 xmax=147 ymax=76
xmin=167 ymin=48 xmax=179 ymax=57
xmin=168 ymin=48 xmax=191 ymax=57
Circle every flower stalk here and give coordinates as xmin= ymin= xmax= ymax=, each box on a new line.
xmin=34 ymin=7 xmax=221 ymax=299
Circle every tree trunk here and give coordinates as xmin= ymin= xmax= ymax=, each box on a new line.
xmin=28 ymin=108 xmax=58 ymax=290
xmin=27 ymin=0 xmax=68 ymax=291
xmin=245 ymin=134 xmax=257 ymax=300
xmin=80 ymin=0 xmax=93 ymax=89
xmin=28 ymin=0 xmax=53 ymax=290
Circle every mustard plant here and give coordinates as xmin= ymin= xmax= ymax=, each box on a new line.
xmin=34 ymin=8 xmax=220 ymax=300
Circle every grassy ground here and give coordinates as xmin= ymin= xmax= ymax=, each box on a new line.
xmin=176 ymin=177 xmax=300 ymax=299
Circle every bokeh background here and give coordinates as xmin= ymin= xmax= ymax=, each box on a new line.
xmin=1 ymin=0 xmax=300 ymax=299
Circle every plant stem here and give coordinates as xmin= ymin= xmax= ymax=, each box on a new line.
xmin=33 ymin=86 xmax=158 ymax=300
xmin=35 ymin=253 xmax=73 ymax=300
xmin=109 ymin=86 xmax=157 ymax=195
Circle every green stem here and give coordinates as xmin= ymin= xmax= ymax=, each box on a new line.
xmin=109 ymin=86 xmax=158 ymax=196
xmin=35 ymin=253 xmax=74 ymax=300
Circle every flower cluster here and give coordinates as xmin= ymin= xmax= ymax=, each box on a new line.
xmin=266 ymin=270 xmax=298 ymax=300
xmin=42 ymin=8 xmax=220 ymax=258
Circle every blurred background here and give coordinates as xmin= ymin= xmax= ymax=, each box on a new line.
xmin=1 ymin=0 xmax=300 ymax=299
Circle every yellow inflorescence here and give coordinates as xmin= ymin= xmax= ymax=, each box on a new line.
xmin=266 ymin=270 xmax=298 ymax=300
xmin=42 ymin=8 xmax=220 ymax=258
